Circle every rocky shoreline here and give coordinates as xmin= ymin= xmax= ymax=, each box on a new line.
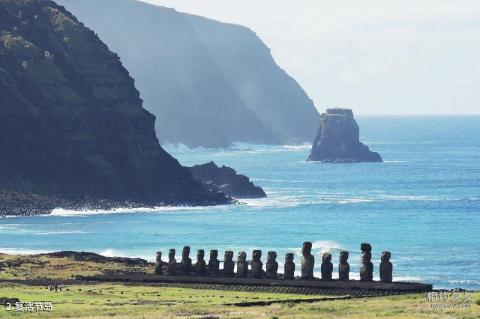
xmin=0 ymin=191 xmax=232 ymax=217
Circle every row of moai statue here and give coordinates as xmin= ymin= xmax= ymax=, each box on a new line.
xmin=154 ymin=242 xmax=393 ymax=282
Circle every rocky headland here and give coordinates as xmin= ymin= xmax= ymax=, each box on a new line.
xmin=190 ymin=162 xmax=266 ymax=199
xmin=0 ymin=0 xmax=230 ymax=216
xmin=307 ymin=109 xmax=382 ymax=163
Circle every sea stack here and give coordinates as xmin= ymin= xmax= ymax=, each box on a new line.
xmin=307 ymin=108 xmax=382 ymax=162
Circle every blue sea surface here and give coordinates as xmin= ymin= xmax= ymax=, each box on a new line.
xmin=1 ymin=116 xmax=479 ymax=290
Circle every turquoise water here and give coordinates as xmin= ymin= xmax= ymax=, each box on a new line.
xmin=1 ymin=116 xmax=479 ymax=290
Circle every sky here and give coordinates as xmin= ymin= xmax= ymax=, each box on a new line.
xmin=142 ymin=0 xmax=480 ymax=115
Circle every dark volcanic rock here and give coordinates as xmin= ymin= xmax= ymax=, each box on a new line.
xmin=0 ymin=0 xmax=230 ymax=216
xmin=42 ymin=251 xmax=149 ymax=266
xmin=307 ymin=108 xmax=382 ymax=162
xmin=190 ymin=162 xmax=266 ymax=199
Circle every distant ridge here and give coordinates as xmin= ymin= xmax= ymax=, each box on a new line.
xmin=57 ymin=0 xmax=320 ymax=148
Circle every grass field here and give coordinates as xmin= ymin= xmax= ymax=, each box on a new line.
xmin=0 ymin=253 xmax=479 ymax=318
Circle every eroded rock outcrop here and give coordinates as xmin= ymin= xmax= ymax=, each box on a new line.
xmin=190 ymin=162 xmax=266 ymax=199
xmin=0 ymin=0 xmax=229 ymax=216
xmin=307 ymin=108 xmax=382 ymax=163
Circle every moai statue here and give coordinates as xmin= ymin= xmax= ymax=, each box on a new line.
xmin=360 ymin=243 xmax=373 ymax=282
xmin=180 ymin=246 xmax=192 ymax=275
xmin=338 ymin=251 xmax=350 ymax=281
xmin=236 ymin=252 xmax=248 ymax=278
xmin=250 ymin=250 xmax=263 ymax=278
xmin=154 ymin=251 xmax=163 ymax=275
xmin=380 ymin=251 xmax=393 ymax=283
xmin=284 ymin=253 xmax=295 ymax=280
xmin=194 ymin=249 xmax=207 ymax=275
xmin=265 ymin=251 xmax=278 ymax=279
xmin=321 ymin=252 xmax=333 ymax=281
xmin=301 ymin=241 xmax=314 ymax=279
xmin=167 ymin=249 xmax=176 ymax=276
xmin=223 ymin=251 xmax=235 ymax=277
xmin=208 ymin=250 xmax=220 ymax=276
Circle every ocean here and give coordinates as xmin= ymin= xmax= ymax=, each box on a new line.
xmin=1 ymin=116 xmax=479 ymax=290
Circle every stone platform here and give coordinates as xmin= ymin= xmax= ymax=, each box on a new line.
xmin=76 ymin=274 xmax=432 ymax=296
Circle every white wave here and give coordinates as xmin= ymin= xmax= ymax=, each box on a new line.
xmin=384 ymin=160 xmax=409 ymax=163
xmin=394 ymin=275 xmax=423 ymax=282
xmin=447 ymin=279 xmax=480 ymax=285
xmin=312 ymin=240 xmax=345 ymax=252
xmin=50 ymin=205 xmax=228 ymax=217
xmin=337 ymin=198 xmax=374 ymax=204
xmin=99 ymin=248 xmax=127 ymax=258
xmin=0 ymin=248 xmax=49 ymax=255
xmin=33 ymin=231 xmax=90 ymax=235
xmin=377 ymin=195 xmax=438 ymax=201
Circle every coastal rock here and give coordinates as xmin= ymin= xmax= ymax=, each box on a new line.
xmin=189 ymin=162 xmax=266 ymax=199
xmin=0 ymin=0 xmax=230 ymax=216
xmin=307 ymin=108 xmax=382 ymax=162
xmin=43 ymin=251 xmax=149 ymax=267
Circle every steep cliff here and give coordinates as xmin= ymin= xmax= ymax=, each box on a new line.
xmin=307 ymin=109 xmax=382 ymax=163
xmin=57 ymin=0 xmax=319 ymax=148
xmin=186 ymin=14 xmax=320 ymax=144
xmin=0 ymin=0 xmax=229 ymax=214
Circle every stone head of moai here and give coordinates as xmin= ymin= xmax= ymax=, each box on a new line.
xmin=168 ymin=249 xmax=175 ymax=260
xmin=267 ymin=251 xmax=277 ymax=262
xmin=361 ymin=243 xmax=372 ymax=253
xmin=182 ymin=246 xmax=191 ymax=259
xmin=339 ymin=251 xmax=349 ymax=264
xmin=225 ymin=251 xmax=234 ymax=261
xmin=322 ymin=252 xmax=332 ymax=263
xmin=381 ymin=251 xmax=391 ymax=263
xmin=286 ymin=253 xmax=294 ymax=262
xmin=302 ymin=241 xmax=312 ymax=256
xmin=252 ymin=250 xmax=262 ymax=261
xmin=156 ymin=251 xmax=162 ymax=262
xmin=210 ymin=249 xmax=218 ymax=260
xmin=238 ymin=251 xmax=247 ymax=262
xmin=197 ymin=249 xmax=205 ymax=261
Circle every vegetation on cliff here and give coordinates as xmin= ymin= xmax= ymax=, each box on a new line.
xmin=0 ymin=0 xmax=229 ymax=215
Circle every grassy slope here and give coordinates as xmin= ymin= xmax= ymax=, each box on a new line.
xmin=0 ymin=253 xmax=479 ymax=318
